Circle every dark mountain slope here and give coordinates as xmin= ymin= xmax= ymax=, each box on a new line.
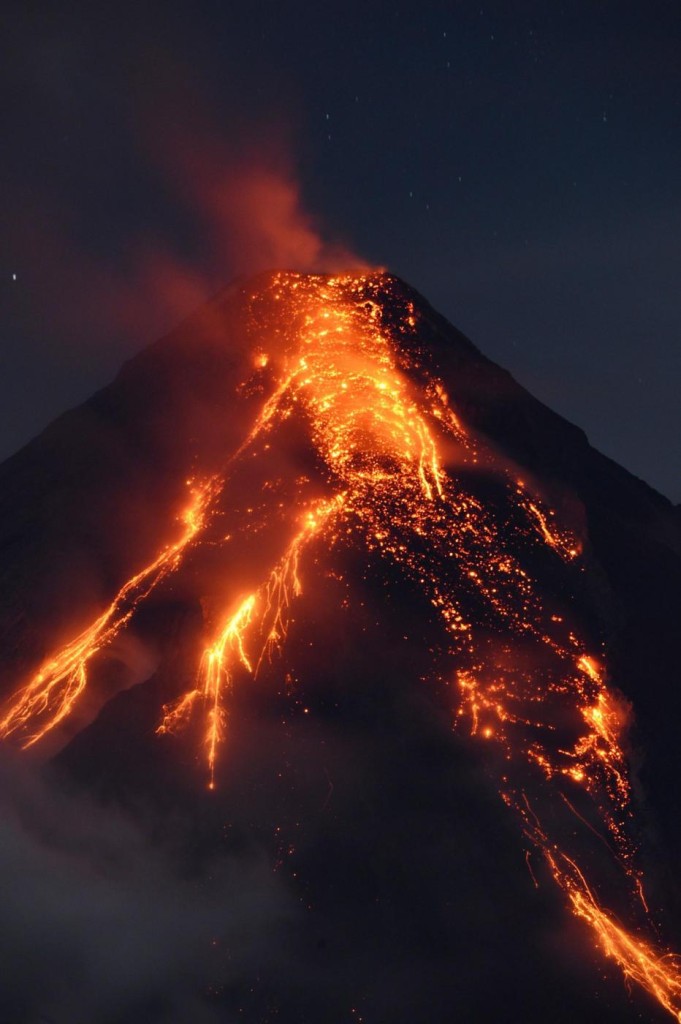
xmin=0 ymin=270 xmax=679 ymax=1024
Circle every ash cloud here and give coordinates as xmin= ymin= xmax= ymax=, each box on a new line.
xmin=4 ymin=122 xmax=364 ymax=366
xmin=0 ymin=751 xmax=291 ymax=1024
xmin=1 ymin=88 xmax=366 ymax=465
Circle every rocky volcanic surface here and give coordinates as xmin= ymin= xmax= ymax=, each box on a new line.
xmin=0 ymin=272 xmax=680 ymax=1024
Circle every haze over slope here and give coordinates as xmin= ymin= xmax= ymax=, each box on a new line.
xmin=0 ymin=271 xmax=680 ymax=1023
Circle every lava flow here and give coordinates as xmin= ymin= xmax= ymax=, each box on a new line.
xmin=158 ymin=493 xmax=345 ymax=787
xmin=0 ymin=476 xmax=218 ymax=746
xmin=1 ymin=270 xmax=680 ymax=1019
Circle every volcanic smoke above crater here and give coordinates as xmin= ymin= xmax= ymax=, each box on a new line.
xmin=1 ymin=270 xmax=680 ymax=1020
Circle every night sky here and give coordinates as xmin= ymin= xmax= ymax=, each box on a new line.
xmin=2 ymin=1 xmax=680 ymax=498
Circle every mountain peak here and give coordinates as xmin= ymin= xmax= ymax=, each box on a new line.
xmin=1 ymin=271 xmax=680 ymax=1022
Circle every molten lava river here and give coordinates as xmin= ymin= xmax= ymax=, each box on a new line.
xmin=1 ymin=271 xmax=680 ymax=1018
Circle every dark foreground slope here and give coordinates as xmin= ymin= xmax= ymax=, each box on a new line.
xmin=0 ymin=271 xmax=679 ymax=1024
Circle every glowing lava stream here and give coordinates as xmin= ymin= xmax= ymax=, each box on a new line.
xmin=0 ymin=477 xmax=219 ymax=746
xmin=1 ymin=270 xmax=680 ymax=1018
xmin=157 ymin=494 xmax=345 ymax=787
xmin=517 ymin=793 xmax=681 ymax=1022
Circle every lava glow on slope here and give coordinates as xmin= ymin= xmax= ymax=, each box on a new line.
xmin=1 ymin=271 xmax=680 ymax=1018
xmin=0 ymin=476 xmax=219 ymax=746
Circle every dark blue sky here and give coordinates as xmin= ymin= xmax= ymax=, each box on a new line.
xmin=2 ymin=0 xmax=680 ymax=497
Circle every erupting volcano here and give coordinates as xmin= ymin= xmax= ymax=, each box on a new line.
xmin=1 ymin=271 xmax=680 ymax=1022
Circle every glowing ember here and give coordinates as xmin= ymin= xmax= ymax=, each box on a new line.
xmin=1 ymin=270 xmax=679 ymax=1018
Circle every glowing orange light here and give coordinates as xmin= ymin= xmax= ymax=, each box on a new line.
xmin=1 ymin=271 xmax=678 ymax=1018
xmin=0 ymin=477 xmax=218 ymax=746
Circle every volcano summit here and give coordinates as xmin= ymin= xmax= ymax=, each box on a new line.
xmin=1 ymin=271 xmax=680 ymax=1023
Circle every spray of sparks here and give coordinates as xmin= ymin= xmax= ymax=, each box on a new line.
xmin=1 ymin=271 xmax=680 ymax=1018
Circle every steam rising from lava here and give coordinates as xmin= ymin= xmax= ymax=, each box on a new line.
xmin=2 ymin=271 xmax=680 ymax=1019
xmin=6 ymin=141 xmax=362 ymax=365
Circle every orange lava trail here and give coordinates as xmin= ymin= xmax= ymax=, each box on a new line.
xmin=211 ymin=273 xmax=680 ymax=1019
xmin=2 ymin=271 xmax=680 ymax=1018
xmin=0 ymin=477 xmax=218 ymax=746
xmin=201 ymin=593 xmax=256 ymax=789
xmin=158 ymin=494 xmax=344 ymax=784
xmin=517 ymin=793 xmax=681 ymax=1021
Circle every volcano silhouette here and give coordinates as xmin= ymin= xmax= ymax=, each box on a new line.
xmin=0 ymin=271 xmax=680 ymax=1024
